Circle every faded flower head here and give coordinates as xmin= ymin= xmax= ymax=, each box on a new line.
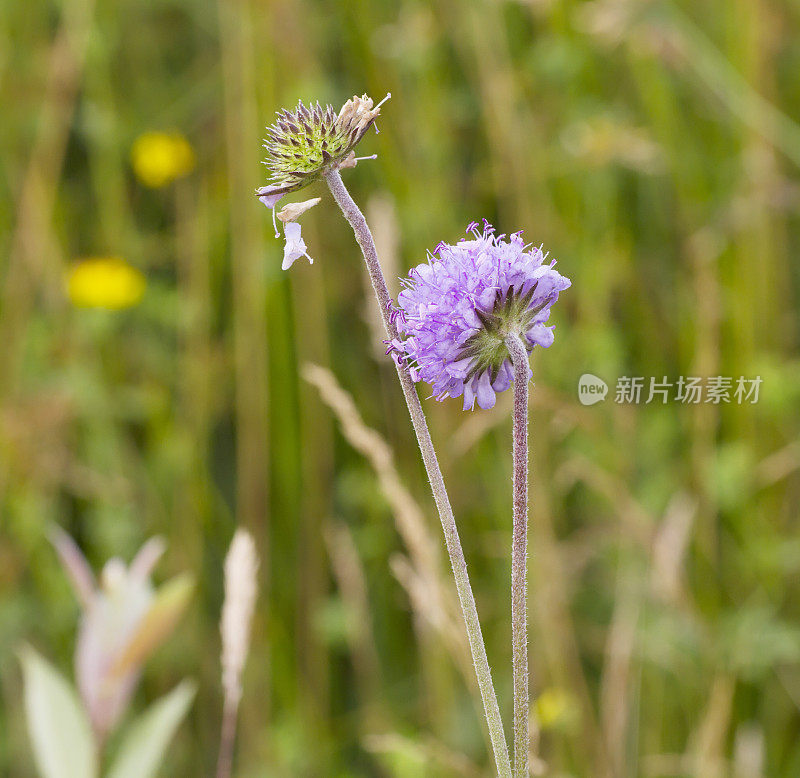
xmin=256 ymin=93 xmax=389 ymax=204
xmin=50 ymin=527 xmax=193 ymax=741
xmin=390 ymin=221 xmax=571 ymax=411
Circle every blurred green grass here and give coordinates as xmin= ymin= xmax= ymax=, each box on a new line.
xmin=2 ymin=0 xmax=800 ymax=775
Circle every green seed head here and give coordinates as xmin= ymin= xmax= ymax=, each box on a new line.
xmin=261 ymin=94 xmax=388 ymax=197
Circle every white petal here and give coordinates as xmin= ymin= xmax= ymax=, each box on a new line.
xmin=284 ymin=221 xmax=303 ymax=242
xmin=282 ymin=222 xmax=312 ymax=270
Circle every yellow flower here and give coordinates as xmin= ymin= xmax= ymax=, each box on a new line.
xmin=66 ymin=257 xmax=146 ymax=310
xmin=534 ymin=687 xmax=580 ymax=731
xmin=130 ymin=131 xmax=195 ymax=188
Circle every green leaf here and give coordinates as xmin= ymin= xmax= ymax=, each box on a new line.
xmin=110 ymin=573 xmax=194 ymax=679
xmin=106 ymin=680 xmax=196 ymax=778
xmin=18 ymin=646 xmax=98 ymax=778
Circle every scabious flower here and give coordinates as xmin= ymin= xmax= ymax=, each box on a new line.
xmin=390 ymin=221 xmax=571 ymax=411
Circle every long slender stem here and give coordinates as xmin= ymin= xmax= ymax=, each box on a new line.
xmin=324 ymin=168 xmax=511 ymax=778
xmin=215 ymin=694 xmax=239 ymax=778
xmin=505 ymin=333 xmax=530 ymax=778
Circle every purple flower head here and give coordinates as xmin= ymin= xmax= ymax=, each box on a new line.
xmin=391 ymin=222 xmax=571 ymax=410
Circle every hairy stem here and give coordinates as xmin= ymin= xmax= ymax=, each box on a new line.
xmin=324 ymin=168 xmax=511 ymax=777
xmin=505 ymin=333 xmax=530 ymax=778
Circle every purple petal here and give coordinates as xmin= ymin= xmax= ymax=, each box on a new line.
xmin=527 ymin=323 xmax=555 ymax=348
xmin=462 ymin=382 xmax=476 ymax=411
xmin=492 ymin=361 xmax=512 ymax=392
xmin=476 ymin=372 xmax=496 ymax=409
xmin=256 ymin=186 xmax=286 ymax=209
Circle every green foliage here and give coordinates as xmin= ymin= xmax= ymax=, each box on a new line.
xmin=112 ymin=573 xmax=195 ymax=677
xmin=19 ymin=647 xmax=98 ymax=778
xmin=19 ymin=646 xmax=195 ymax=778
xmin=106 ymin=681 xmax=197 ymax=778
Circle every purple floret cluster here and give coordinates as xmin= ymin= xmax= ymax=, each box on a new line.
xmin=389 ymin=221 xmax=571 ymax=410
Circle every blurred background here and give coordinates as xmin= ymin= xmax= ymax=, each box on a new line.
xmin=2 ymin=0 xmax=800 ymax=775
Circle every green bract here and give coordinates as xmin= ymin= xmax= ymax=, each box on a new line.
xmin=459 ymin=286 xmax=552 ymax=384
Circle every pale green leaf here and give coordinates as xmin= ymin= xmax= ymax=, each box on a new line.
xmin=110 ymin=573 xmax=194 ymax=679
xmin=106 ymin=680 xmax=196 ymax=778
xmin=18 ymin=646 xmax=98 ymax=778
